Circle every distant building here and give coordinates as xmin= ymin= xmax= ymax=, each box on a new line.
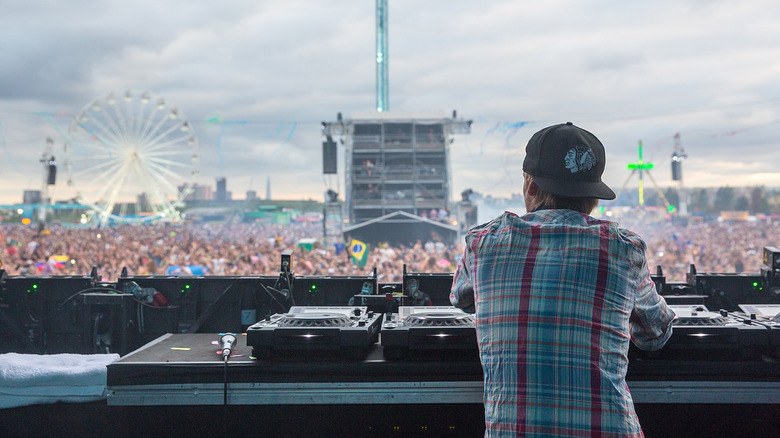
xmin=23 ymin=190 xmax=42 ymax=205
xmin=196 ymin=185 xmax=214 ymax=201
xmin=247 ymin=190 xmax=257 ymax=201
xmin=136 ymin=193 xmax=150 ymax=212
xmin=216 ymin=177 xmax=228 ymax=202
xmin=179 ymin=184 xmax=214 ymax=201
xmin=266 ymin=176 xmax=271 ymax=201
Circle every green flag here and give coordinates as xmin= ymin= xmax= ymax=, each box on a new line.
xmin=349 ymin=239 xmax=369 ymax=267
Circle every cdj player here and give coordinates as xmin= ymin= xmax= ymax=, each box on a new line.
xmin=738 ymin=304 xmax=780 ymax=359
xmin=632 ymin=304 xmax=771 ymax=360
xmin=381 ymin=306 xmax=478 ymax=359
xmin=738 ymin=304 xmax=780 ymax=320
xmin=246 ymin=306 xmax=382 ymax=359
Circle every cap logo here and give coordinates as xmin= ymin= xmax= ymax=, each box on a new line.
xmin=564 ymin=145 xmax=596 ymax=173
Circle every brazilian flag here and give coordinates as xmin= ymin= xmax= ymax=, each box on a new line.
xmin=349 ymin=239 xmax=369 ymax=268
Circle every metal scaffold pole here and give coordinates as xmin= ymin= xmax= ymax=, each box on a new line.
xmin=376 ymin=0 xmax=389 ymax=112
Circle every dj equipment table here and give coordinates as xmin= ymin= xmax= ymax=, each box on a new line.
xmin=106 ymin=333 xmax=780 ymax=407
xmin=107 ymin=333 xmax=482 ymax=406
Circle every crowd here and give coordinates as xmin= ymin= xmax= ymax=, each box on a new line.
xmin=628 ymin=218 xmax=778 ymax=280
xmin=0 ymin=221 xmax=456 ymax=283
xmin=1 ymin=216 xmax=779 ymax=283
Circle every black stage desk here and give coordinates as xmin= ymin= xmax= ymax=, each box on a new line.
xmin=107 ymin=333 xmax=780 ymax=406
xmin=105 ymin=333 xmax=487 ymax=436
xmin=107 ymin=333 xmax=484 ymax=406
xmin=102 ymin=334 xmax=780 ymax=437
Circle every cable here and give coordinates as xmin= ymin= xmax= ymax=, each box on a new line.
xmin=136 ymin=300 xmax=144 ymax=334
xmin=219 ymin=333 xmax=237 ymax=409
xmin=273 ymin=270 xmax=295 ymax=307
xmin=58 ymin=287 xmax=125 ymax=309
xmin=0 ymin=307 xmax=38 ymax=353
xmin=256 ymin=269 xmax=296 ymax=314
xmin=259 ymin=283 xmax=288 ymax=314
xmin=26 ymin=301 xmax=42 ymax=324
xmin=24 ymin=286 xmax=128 ymax=326
xmin=224 ymin=358 xmax=229 ymax=409
xmin=285 ymin=271 xmax=295 ymax=307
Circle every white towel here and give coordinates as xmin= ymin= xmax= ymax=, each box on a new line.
xmin=0 ymin=352 xmax=120 ymax=408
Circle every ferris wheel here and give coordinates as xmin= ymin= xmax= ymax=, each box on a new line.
xmin=64 ymin=90 xmax=199 ymax=225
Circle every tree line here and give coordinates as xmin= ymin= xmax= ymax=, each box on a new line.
xmin=640 ymin=186 xmax=777 ymax=215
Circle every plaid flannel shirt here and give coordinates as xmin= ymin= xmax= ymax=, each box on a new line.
xmin=451 ymin=210 xmax=674 ymax=438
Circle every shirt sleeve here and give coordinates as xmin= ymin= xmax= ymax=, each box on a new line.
xmin=450 ymin=244 xmax=475 ymax=313
xmin=629 ymin=260 xmax=676 ymax=351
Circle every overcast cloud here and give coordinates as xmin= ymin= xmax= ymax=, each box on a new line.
xmin=1 ymin=0 xmax=779 ymax=205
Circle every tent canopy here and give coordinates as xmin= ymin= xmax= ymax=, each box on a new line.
xmin=342 ymin=211 xmax=457 ymax=246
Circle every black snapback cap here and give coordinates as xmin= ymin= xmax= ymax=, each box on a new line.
xmin=522 ymin=122 xmax=616 ymax=200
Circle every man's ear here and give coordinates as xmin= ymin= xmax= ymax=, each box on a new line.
xmin=526 ymin=179 xmax=538 ymax=197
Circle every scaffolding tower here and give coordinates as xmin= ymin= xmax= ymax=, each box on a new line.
xmin=322 ymin=111 xmax=471 ymax=224
xmin=323 ymin=190 xmax=343 ymax=247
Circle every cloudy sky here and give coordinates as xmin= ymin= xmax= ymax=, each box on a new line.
xmin=1 ymin=0 xmax=779 ymax=206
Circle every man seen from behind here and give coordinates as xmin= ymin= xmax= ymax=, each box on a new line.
xmin=451 ymin=122 xmax=675 ymax=437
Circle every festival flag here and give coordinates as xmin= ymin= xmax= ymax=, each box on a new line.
xmin=349 ymin=239 xmax=369 ymax=268
xmin=49 ymin=255 xmax=69 ymax=268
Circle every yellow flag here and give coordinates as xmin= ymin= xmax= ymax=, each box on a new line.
xmin=349 ymin=239 xmax=367 ymax=260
